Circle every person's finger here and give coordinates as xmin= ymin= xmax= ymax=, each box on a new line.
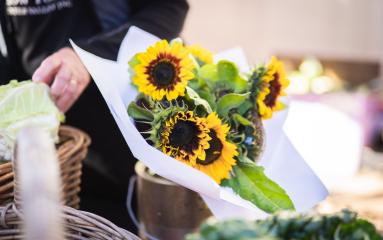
xmin=32 ymin=55 xmax=62 ymax=85
xmin=51 ymin=66 xmax=72 ymax=99
xmin=56 ymin=78 xmax=79 ymax=112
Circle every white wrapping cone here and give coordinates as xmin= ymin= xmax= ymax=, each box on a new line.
xmin=70 ymin=26 xmax=328 ymax=220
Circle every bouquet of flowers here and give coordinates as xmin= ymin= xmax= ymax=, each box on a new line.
xmin=71 ymin=26 xmax=328 ymax=219
xmin=127 ymin=39 xmax=293 ymax=213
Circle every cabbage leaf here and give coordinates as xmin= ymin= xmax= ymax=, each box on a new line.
xmin=0 ymin=80 xmax=64 ymax=161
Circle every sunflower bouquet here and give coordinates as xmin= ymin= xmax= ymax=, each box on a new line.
xmin=71 ymin=26 xmax=327 ymax=218
xmin=126 ymin=39 xmax=294 ymax=213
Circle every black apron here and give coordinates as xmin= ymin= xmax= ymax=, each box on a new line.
xmin=0 ymin=0 xmax=136 ymax=231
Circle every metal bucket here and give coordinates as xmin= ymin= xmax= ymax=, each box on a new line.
xmin=133 ymin=161 xmax=212 ymax=240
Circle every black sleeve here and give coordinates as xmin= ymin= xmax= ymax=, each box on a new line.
xmin=79 ymin=0 xmax=189 ymax=60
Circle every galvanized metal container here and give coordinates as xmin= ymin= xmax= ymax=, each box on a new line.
xmin=135 ymin=161 xmax=212 ymax=240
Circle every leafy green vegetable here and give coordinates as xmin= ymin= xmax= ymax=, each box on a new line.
xmin=187 ymin=210 xmax=382 ymax=240
xmin=336 ymin=219 xmax=382 ymax=240
xmin=222 ymin=163 xmax=295 ymax=213
xmin=216 ymin=93 xmax=250 ymax=117
xmin=0 ymin=80 xmax=64 ymax=161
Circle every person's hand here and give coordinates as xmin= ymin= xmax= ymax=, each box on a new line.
xmin=32 ymin=47 xmax=90 ymax=112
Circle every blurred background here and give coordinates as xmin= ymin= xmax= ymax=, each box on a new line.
xmin=182 ymin=0 xmax=383 ymax=230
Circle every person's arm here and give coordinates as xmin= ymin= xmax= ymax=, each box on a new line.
xmin=32 ymin=0 xmax=189 ymax=112
xmin=79 ymin=0 xmax=189 ymax=60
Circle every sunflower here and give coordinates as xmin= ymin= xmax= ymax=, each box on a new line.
xmin=195 ymin=112 xmax=238 ymax=184
xmin=188 ymin=44 xmax=214 ymax=66
xmin=133 ymin=40 xmax=195 ymax=101
xmin=257 ymin=56 xmax=289 ymax=119
xmin=160 ymin=111 xmax=211 ymax=164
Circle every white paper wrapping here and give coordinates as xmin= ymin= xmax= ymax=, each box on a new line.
xmin=70 ymin=26 xmax=328 ymax=220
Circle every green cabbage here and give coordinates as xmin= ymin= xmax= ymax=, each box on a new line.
xmin=186 ymin=210 xmax=382 ymax=240
xmin=0 ymin=80 xmax=64 ymax=161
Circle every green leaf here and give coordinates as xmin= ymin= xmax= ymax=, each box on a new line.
xmin=198 ymin=89 xmax=217 ymax=110
xmin=237 ymin=155 xmax=255 ymax=165
xmin=237 ymin=100 xmax=253 ymax=116
xmin=128 ymin=54 xmax=140 ymax=69
xmin=217 ymin=61 xmax=248 ymax=93
xmin=198 ymin=61 xmax=248 ymax=93
xmin=189 ymin=77 xmax=204 ymax=90
xmin=186 ymin=209 xmax=383 ymax=240
xmin=216 ymin=92 xmax=250 ymax=117
xmin=199 ymin=64 xmax=219 ymax=87
xmin=127 ymin=102 xmax=154 ymax=121
xmin=233 ymin=113 xmax=253 ymax=127
xmin=186 ymin=87 xmax=212 ymax=113
xmin=337 ymin=219 xmax=382 ymax=240
xmin=223 ymin=163 xmax=295 ymax=213
xmin=217 ymin=60 xmax=238 ymax=83
xmin=188 ymin=65 xmax=204 ymax=89
xmin=232 ymin=76 xmax=249 ymax=93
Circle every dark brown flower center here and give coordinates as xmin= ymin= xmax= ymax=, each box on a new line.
xmin=169 ymin=120 xmax=201 ymax=153
xmin=152 ymin=61 xmax=176 ymax=87
xmin=197 ymin=130 xmax=223 ymax=165
xmin=264 ymin=73 xmax=282 ymax=108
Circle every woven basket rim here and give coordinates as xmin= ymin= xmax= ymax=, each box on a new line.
xmin=0 ymin=125 xmax=91 ymax=209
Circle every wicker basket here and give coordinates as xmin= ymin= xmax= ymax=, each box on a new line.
xmin=0 ymin=126 xmax=90 ymax=208
xmin=0 ymin=204 xmax=140 ymax=239
xmin=0 ymin=127 xmax=140 ymax=240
